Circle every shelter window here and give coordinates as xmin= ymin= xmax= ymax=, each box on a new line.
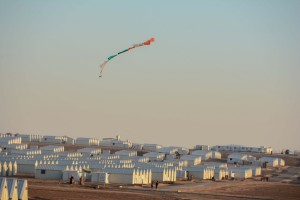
xmin=230 ymin=158 xmax=232 ymax=160
xmin=41 ymin=169 xmax=46 ymax=174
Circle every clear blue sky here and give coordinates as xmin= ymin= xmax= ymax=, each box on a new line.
xmin=1 ymin=0 xmax=299 ymax=151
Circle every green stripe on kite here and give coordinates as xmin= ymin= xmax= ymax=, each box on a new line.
xmin=118 ymin=49 xmax=129 ymax=54
xmin=108 ymin=55 xmax=117 ymax=60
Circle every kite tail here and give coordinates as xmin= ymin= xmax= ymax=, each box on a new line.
xmin=99 ymin=60 xmax=109 ymax=77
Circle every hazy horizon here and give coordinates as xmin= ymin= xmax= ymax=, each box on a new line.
xmin=1 ymin=0 xmax=299 ymax=151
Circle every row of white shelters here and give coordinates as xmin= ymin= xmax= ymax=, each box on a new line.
xmin=0 ymin=137 xmax=21 ymax=145
xmin=42 ymin=136 xmax=67 ymax=144
xmin=76 ymin=138 xmax=100 ymax=146
xmin=11 ymin=149 xmax=41 ymax=156
xmin=212 ymin=145 xmax=273 ymax=154
xmin=0 ymin=177 xmax=28 ymax=200
xmin=227 ymin=153 xmax=256 ymax=165
xmin=1 ymin=144 xmax=28 ymax=151
xmin=114 ymin=150 xmax=137 ymax=159
xmin=0 ymin=161 xmax=17 ymax=176
xmin=17 ymin=134 xmax=42 ymax=142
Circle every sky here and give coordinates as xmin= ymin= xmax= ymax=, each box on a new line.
xmin=0 ymin=0 xmax=299 ymax=151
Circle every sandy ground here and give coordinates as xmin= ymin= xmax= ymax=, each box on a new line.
xmin=28 ymin=180 xmax=300 ymax=200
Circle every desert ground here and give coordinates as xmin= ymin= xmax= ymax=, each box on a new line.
xmin=22 ymin=143 xmax=300 ymax=200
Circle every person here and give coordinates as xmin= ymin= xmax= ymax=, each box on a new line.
xmin=79 ymin=176 xmax=84 ymax=185
xmin=155 ymin=180 xmax=159 ymax=189
xmin=70 ymin=175 xmax=74 ymax=184
xmin=151 ymin=180 xmax=154 ymax=189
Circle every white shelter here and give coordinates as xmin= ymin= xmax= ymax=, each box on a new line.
xmin=259 ymin=157 xmax=281 ymax=167
xmin=190 ymin=150 xmax=213 ymax=160
xmin=151 ymin=168 xmax=176 ymax=182
xmin=227 ymin=153 xmax=256 ymax=165
xmin=143 ymin=152 xmax=165 ymax=161
xmin=106 ymin=168 xmax=151 ymax=185
xmin=76 ymin=138 xmax=100 ymax=146
xmin=115 ymin=150 xmax=137 ymax=159
xmin=40 ymin=145 xmax=64 ymax=154
xmin=35 ymin=165 xmax=67 ymax=180
xmin=42 ymin=136 xmax=66 ymax=144
xmin=229 ymin=167 xmax=252 ymax=179
xmin=156 ymin=147 xmax=178 ymax=155
xmin=180 ymin=155 xmax=201 ymax=166
xmin=143 ymin=144 xmax=162 ymax=151
xmin=183 ymin=166 xmax=214 ymax=180
xmin=77 ymin=148 xmax=101 ymax=156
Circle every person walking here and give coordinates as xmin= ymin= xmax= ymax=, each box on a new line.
xmin=155 ymin=180 xmax=159 ymax=189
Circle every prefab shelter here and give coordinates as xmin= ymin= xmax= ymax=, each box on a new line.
xmin=35 ymin=165 xmax=67 ymax=180
xmin=229 ymin=167 xmax=252 ymax=179
xmin=0 ymin=177 xmax=9 ymax=200
xmin=42 ymin=136 xmax=66 ymax=144
xmin=40 ymin=145 xmax=64 ymax=154
xmin=17 ymin=179 xmax=28 ymax=200
xmin=114 ymin=150 xmax=137 ymax=159
xmin=15 ymin=160 xmax=38 ymax=174
xmin=190 ymin=150 xmax=213 ymax=160
xmin=106 ymin=168 xmax=151 ymax=185
xmin=77 ymin=148 xmax=101 ymax=156
xmin=150 ymin=168 xmax=176 ymax=182
xmin=227 ymin=153 xmax=256 ymax=165
xmin=258 ymin=157 xmax=279 ymax=167
xmin=142 ymin=144 xmax=162 ymax=151
xmin=76 ymin=138 xmax=100 ymax=146
xmin=156 ymin=147 xmax=178 ymax=155
xmin=7 ymin=178 xmax=18 ymax=200
xmin=183 ymin=166 xmax=214 ymax=180
xmin=214 ymin=168 xmax=228 ymax=180
xmin=143 ymin=152 xmax=165 ymax=162
xmin=180 ymin=155 xmax=201 ymax=166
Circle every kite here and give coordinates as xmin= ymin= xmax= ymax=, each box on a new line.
xmin=99 ymin=37 xmax=155 ymax=77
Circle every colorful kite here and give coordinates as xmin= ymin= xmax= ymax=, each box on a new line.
xmin=99 ymin=37 xmax=155 ymax=77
